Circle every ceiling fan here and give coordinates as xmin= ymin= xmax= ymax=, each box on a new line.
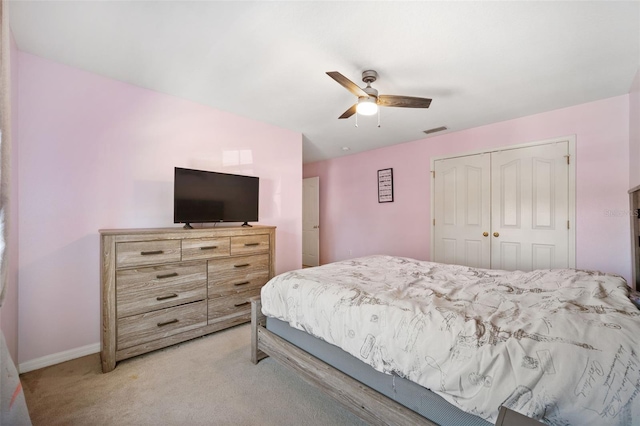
xmin=326 ymin=70 xmax=432 ymax=119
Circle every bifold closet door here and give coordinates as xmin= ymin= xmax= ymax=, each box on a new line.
xmin=491 ymin=142 xmax=569 ymax=271
xmin=433 ymin=153 xmax=491 ymax=268
xmin=433 ymin=141 xmax=570 ymax=271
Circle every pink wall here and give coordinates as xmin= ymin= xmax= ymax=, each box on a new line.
xmin=0 ymin=29 xmax=20 ymax=362
xmin=18 ymin=53 xmax=302 ymax=365
xmin=630 ymin=69 xmax=640 ymax=188
xmin=305 ymin=95 xmax=631 ymax=283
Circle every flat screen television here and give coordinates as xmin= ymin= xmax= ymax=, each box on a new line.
xmin=174 ymin=167 xmax=259 ymax=229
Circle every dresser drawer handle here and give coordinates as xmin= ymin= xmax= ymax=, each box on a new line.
xmin=234 ymin=301 xmax=250 ymax=308
xmin=244 ymin=243 xmax=260 ymax=246
xmin=233 ymin=281 xmax=250 ymax=287
xmin=157 ymin=319 xmax=179 ymax=327
xmin=234 ymin=263 xmax=250 ymax=268
xmin=199 ymin=246 xmax=218 ymax=250
xmin=141 ymin=250 xmax=163 ymax=256
xmin=156 ymin=272 xmax=178 ymax=279
xmin=156 ymin=293 xmax=178 ymax=301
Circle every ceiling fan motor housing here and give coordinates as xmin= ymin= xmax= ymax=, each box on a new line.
xmin=362 ymin=70 xmax=378 ymax=84
xmin=361 ymin=70 xmax=379 ymax=100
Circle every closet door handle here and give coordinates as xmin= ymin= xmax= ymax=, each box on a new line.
xmin=483 ymin=232 xmax=489 ymax=237
xmin=493 ymin=232 xmax=500 ymax=237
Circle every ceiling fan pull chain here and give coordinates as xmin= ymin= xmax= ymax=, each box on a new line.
xmin=355 ymin=112 xmax=358 ymax=128
xmin=377 ymin=107 xmax=381 ymax=128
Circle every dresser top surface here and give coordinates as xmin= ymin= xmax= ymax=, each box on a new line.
xmin=100 ymin=225 xmax=275 ymax=236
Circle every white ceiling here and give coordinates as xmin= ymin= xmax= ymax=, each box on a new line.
xmin=9 ymin=1 xmax=640 ymax=163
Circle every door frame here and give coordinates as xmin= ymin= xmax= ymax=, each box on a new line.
xmin=430 ymin=135 xmax=576 ymax=268
xmin=302 ymin=176 xmax=320 ymax=267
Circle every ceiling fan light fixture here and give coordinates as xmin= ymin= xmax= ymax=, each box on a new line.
xmin=356 ymin=97 xmax=378 ymax=116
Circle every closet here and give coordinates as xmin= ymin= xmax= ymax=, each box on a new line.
xmin=432 ymin=139 xmax=575 ymax=271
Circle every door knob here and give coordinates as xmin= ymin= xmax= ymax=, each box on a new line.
xmin=483 ymin=232 xmax=489 ymax=237
xmin=493 ymin=232 xmax=499 ymax=237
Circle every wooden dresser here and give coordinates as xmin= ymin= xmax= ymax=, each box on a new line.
xmin=100 ymin=225 xmax=275 ymax=373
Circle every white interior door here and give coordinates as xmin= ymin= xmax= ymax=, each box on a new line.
xmin=302 ymin=177 xmax=320 ymax=267
xmin=491 ymin=142 xmax=569 ymax=270
xmin=433 ymin=154 xmax=491 ymax=268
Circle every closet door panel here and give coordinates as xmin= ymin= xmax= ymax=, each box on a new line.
xmin=434 ymin=154 xmax=491 ymax=268
xmin=441 ymin=239 xmax=458 ymax=264
xmin=442 ymin=168 xmax=458 ymax=225
xmin=491 ymin=142 xmax=569 ymax=271
xmin=499 ymin=242 xmax=521 ymax=271
xmin=465 ymin=240 xmax=484 ymax=267
xmin=532 ymin=244 xmax=555 ymax=270
xmin=499 ymin=159 xmax=521 ymax=228
xmin=532 ymin=158 xmax=555 ymax=229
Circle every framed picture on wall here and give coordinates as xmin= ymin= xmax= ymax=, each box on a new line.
xmin=378 ymin=168 xmax=394 ymax=203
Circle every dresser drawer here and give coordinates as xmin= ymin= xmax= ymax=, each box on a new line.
xmin=208 ymin=254 xmax=269 ymax=298
xmin=116 ymin=240 xmax=181 ymax=268
xmin=182 ymin=237 xmax=230 ymax=261
xmin=230 ymin=234 xmax=269 ymax=255
xmin=116 ymin=262 xmax=206 ymax=318
xmin=208 ymin=289 xmax=260 ymax=324
xmin=117 ymin=300 xmax=207 ymax=350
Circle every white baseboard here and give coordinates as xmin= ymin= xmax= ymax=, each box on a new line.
xmin=19 ymin=342 xmax=100 ymax=373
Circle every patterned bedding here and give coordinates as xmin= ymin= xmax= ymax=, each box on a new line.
xmin=260 ymin=255 xmax=640 ymax=425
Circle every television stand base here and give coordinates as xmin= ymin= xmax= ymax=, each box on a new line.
xmin=241 ymin=222 xmax=253 ymax=227
xmin=183 ymin=223 xmax=194 ymax=229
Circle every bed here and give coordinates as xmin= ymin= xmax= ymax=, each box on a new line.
xmin=251 ymin=255 xmax=640 ymax=425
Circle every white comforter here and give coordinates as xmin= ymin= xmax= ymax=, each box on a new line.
xmin=260 ymin=255 xmax=640 ymax=425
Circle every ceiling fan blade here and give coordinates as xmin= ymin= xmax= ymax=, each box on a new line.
xmin=378 ymin=95 xmax=432 ymax=108
xmin=338 ymin=104 xmax=357 ymax=119
xmin=327 ymin=71 xmax=368 ymax=98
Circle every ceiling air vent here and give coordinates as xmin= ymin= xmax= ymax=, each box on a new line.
xmin=423 ymin=126 xmax=448 ymax=135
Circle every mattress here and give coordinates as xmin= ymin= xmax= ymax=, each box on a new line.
xmin=267 ymin=316 xmax=491 ymax=426
xmin=261 ymin=255 xmax=640 ymax=425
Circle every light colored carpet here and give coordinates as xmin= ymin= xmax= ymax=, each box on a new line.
xmin=20 ymin=324 xmax=368 ymax=426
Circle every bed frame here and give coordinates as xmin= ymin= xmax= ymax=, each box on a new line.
xmin=250 ymin=297 xmax=436 ymax=426
xmin=250 ymin=298 xmax=532 ymax=426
